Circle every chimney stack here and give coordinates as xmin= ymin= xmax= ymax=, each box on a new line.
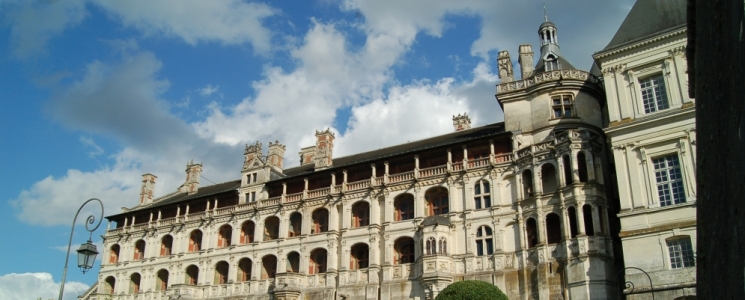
xmin=314 ymin=129 xmax=335 ymax=170
xmin=181 ymin=160 xmax=203 ymax=195
xmin=242 ymin=141 xmax=263 ymax=171
xmin=267 ymin=140 xmax=286 ymax=172
xmin=139 ymin=173 xmax=157 ymax=204
xmin=518 ymin=44 xmax=534 ymax=79
xmin=453 ymin=113 xmax=472 ymax=131
xmin=497 ymin=51 xmax=514 ymax=83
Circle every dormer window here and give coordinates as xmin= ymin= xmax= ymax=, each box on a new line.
xmin=640 ymin=75 xmax=669 ymax=113
xmin=545 ymin=55 xmax=559 ymax=71
xmin=551 ymin=94 xmax=573 ymax=118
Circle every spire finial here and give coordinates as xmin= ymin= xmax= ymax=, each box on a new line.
xmin=543 ymin=3 xmax=548 ymax=22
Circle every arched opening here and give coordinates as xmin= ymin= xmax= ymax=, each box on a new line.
xmin=189 ymin=230 xmax=203 ymax=252
xmin=287 ymin=252 xmax=300 ymax=273
xmin=350 ymin=243 xmax=369 ymax=270
xmin=134 ymin=240 xmax=146 ymax=260
xmin=312 ymin=209 xmax=329 ymax=234
xmin=568 ymin=207 xmax=578 ymax=238
xmin=439 ymin=238 xmax=448 ymax=255
xmin=214 ymin=261 xmax=229 ymax=284
xmin=238 ymin=258 xmax=252 ymax=281
xmin=241 ymin=221 xmax=255 ymax=244
xmin=309 ymin=248 xmax=328 ymax=274
xmin=185 ymin=265 xmax=199 ymax=285
xmin=546 ymin=213 xmax=562 ymax=244
xmin=288 ymin=212 xmax=302 ymax=237
xmin=394 ymin=237 xmax=415 ymax=264
xmin=598 ymin=206 xmax=606 ymax=234
xmin=583 ymin=204 xmax=595 ymax=236
xmin=526 ymin=218 xmax=538 ymax=248
xmin=394 ymin=194 xmax=414 ymax=221
xmin=476 ymin=226 xmax=493 ymax=256
xmin=156 ymin=269 xmax=169 ymax=291
xmin=522 ymin=169 xmax=534 ymax=198
xmin=426 ymin=237 xmax=436 ymax=255
xmin=129 ymin=273 xmax=141 ymax=294
xmin=425 ymin=187 xmax=449 ymax=216
xmin=109 ymin=244 xmax=120 ymax=264
xmin=160 ymin=235 xmax=173 ymax=256
xmin=352 ymin=201 xmax=370 ymax=227
xmin=262 ymin=255 xmax=277 ymax=279
xmin=563 ymin=155 xmax=573 ymax=185
xmin=218 ymin=225 xmax=232 ymax=248
xmin=474 ymin=180 xmax=491 ymax=209
xmin=264 ymin=216 xmax=280 ymax=241
xmin=541 ymin=163 xmax=558 ymax=193
xmin=104 ymin=276 xmax=116 ymax=294
xmin=577 ymin=152 xmax=588 ymax=182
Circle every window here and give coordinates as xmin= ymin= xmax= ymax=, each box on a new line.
xmin=526 ymin=218 xmax=538 ymax=248
xmin=583 ymin=205 xmax=595 ymax=236
xmin=238 ymin=258 xmax=252 ymax=281
xmin=426 ymin=237 xmax=436 ymax=255
xmin=394 ymin=194 xmax=414 ymax=221
xmin=289 ymin=212 xmax=302 ymax=237
xmin=568 ymin=207 xmax=579 ymax=238
xmin=475 ymin=226 xmax=493 ymax=256
xmin=545 ymin=57 xmax=560 ymax=71
xmin=262 ymin=255 xmax=277 ymax=279
xmin=394 ymin=237 xmax=415 ymax=264
xmin=312 ymin=209 xmax=329 ymax=233
xmin=541 ymin=163 xmax=557 ymax=193
xmin=215 ymin=261 xmax=229 ymax=284
xmin=109 ymin=244 xmax=120 ymax=264
xmin=247 ymin=173 xmax=258 ymax=184
xmin=439 ymin=238 xmax=448 ymax=255
xmin=667 ymin=238 xmax=695 ymax=269
xmin=218 ymin=225 xmax=232 ymax=248
xmin=264 ymin=217 xmax=280 ymax=240
xmin=287 ymin=252 xmax=300 ymax=273
xmin=577 ymin=152 xmax=588 ymax=182
xmin=156 ymin=269 xmax=169 ymax=291
xmin=189 ymin=230 xmax=202 ymax=252
xmin=551 ymin=94 xmax=573 ymax=118
xmin=640 ymin=75 xmax=669 ymax=113
xmin=350 ymin=244 xmax=369 ymax=269
xmin=134 ymin=240 xmax=146 ymax=260
xmin=185 ymin=265 xmax=199 ymax=285
xmin=129 ymin=273 xmax=140 ymax=294
xmin=352 ymin=202 xmax=370 ymax=227
xmin=474 ymin=180 xmax=491 ymax=209
xmin=545 ymin=213 xmax=562 ymax=244
xmin=653 ymin=155 xmax=686 ymax=206
xmin=562 ymin=155 xmax=573 ymax=185
xmin=309 ymin=249 xmax=328 ymax=274
xmin=241 ymin=221 xmax=255 ymax=244
xmin=160 ymin=235 xmax=173 ymax=256
xmin=104 ymin=276 xmax=116 ymax=294
xmin=522 ymin=170 xmax=534 ymax=198
xmin=425 ymin=187 xmax=449 ymax=216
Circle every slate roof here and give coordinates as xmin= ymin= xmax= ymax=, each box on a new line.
xmin=602 ymin=0 xmax=687 ymax=52
xmin=421 ymin=215 xmax=451 ymax=227
xmin=532 ymin=55 xmax=577 ymax=75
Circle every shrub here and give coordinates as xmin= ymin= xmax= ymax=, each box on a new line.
xmin=435 ymin=280 xmax=509 ymax=300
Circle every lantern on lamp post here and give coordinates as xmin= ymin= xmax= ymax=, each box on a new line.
xmin=76 ymin=240 xmax=99 ymax=273
xmin=58 ymin=198 xmax=104 ymax=300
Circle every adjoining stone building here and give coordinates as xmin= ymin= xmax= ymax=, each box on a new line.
xmin=81 ymin=13 xmax=619 ymax=300
xmin=593 ymin=0 xmax=696 ymax=299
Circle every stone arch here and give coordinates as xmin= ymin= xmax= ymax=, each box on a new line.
xmin=425 ymin=186 xmax=449 ymax=216
xmin=541 ymin=162 xmax=558 ymax=193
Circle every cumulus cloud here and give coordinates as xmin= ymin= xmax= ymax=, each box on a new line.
xmin=0 ymin=272 xmax=89 ymax=300
xmin=199 ymin=84 xmax=220 ymax=97
xmin=2 ymin=0 xmax=88 ymax=58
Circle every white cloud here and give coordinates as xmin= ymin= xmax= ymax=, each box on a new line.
xmin=0 ymin=272 xmax=89 ymax=300
xmin=199 ymin=84 xmax=220 ymax=97
xmin=2 ymin=0 xmax=88 ymax=58
xmin=79 ymin=136 xmax=104 ymax=158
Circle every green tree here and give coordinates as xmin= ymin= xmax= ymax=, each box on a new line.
xmin=435 ymin=280 xmax=509 ymax=300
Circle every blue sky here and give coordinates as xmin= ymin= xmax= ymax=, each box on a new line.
xmin=0 ymin=0 xmax=633 ymax=298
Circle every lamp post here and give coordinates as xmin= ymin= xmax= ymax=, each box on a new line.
xmin=58 ymin=198 xmax=104 ymax=300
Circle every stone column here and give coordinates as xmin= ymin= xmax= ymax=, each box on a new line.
xmin=464 ymin=178 xmax=474 ymax=211
xmin=371 ymin=196 xmax=381 ymax=226
xmin=557 ymin=156 xmax=567 ymax=187
xmin=414 ymin=186 xmax=424 ymax=218
xmin=255 ymin=218 xmax=265 ymax=242
xmin=585 ymin=151 xmax=596 ymax=181
xmin=577 ymin=203 xmax=587 ymax=235
xmin=534 ymin=167 xmax=543 ymax=195
xmin=570 ymin=149 xmax=580 ymax=183
xmin=560 ymin=207 xmax=569 ymax=239
xmin=517 ymin=216 xmax=526 ymax=250
xmin=253 ymin=260 xmax=262 ymax=280
xmin=591 ymin=205 xmax=602 ymax=235
xmin=302 ymin=208 xmax=312 ymax=235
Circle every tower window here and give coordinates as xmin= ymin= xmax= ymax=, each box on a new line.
xmin=551 ymin=94 xmax=573 ymax=118
xmin=653 ymin=154 xmax=686 ymax=206
xmin=640 ymin=75 xmax=669 ymax=113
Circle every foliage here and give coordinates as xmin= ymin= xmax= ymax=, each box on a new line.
xmin=435 ymin=280 xmax=509 ymax=300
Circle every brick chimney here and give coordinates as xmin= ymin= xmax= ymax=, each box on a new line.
xmin=139 ymin=173 xmax=157 ymax=204
xmin=453 ymin=113 xmax=472 ymax=131
xmin=267 ymin=140 xmax=286 ymax=172
xmin=518 ymin=44 xmax=534 ymax=79
xmin=314 ymin=129 xmax=335 ymax=170
xmin=497 ymin=50 xmax=514 ymax=83
xmin=180 ymin=160 xmax=202 ymax=195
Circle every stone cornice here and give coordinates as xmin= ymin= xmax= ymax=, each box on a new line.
xmin=593 ymin=26 xmax=687 ymax=60
xmin=496 ymin=69 xmax=600 ymax=96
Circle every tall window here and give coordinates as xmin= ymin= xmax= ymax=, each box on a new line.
xmin=109 ymin=244 xmax=120 ymax=264
xmin=264 ymin=217 xmax=280 ymax=240
xmin=350 ymin=244 xmax=369 ymax=269
xmin=474 ymin=180 xmax=491 ymax=209
xmin=425 ymin=187 xmax=449 ymax=216
xmin=160 ymin=235 xmax=173 ymax=256
xmin=104 ymin=276 xmax=116 ymax=294
xmin=312 ymin=209 xmax=329 ymax=234
xmin=640 ymin=75 xmax=669 ymax=113
xmin=289 ymin=212 xmax=302 ymax=237
xmin=134 ymin=240 xmax=146 ymax=260
xmin=241 ymin=221 xmax=255 ymax=244
xmin=129 ymin=273 xmax=141 ymax=294
xmin=545 ymin=213 xmax=562 ymax=244
xmin=667 ymin=237 xmax=695 ymax=269
xmin=215 ymin=261 xmax=229 ymax=284
xmin=522 ymin=170 xmax=534 ymax=198
xmin=262 ymin=255 xmax=277 ymax=279
xmin=185 ymin=265 xmax=199 ymax=285
xmin=475 ymin=226 xmax=493 ymax=256
xmin=577 ymin=152 xmax=588 ymax=182
xmin=352 ymin=202 xmax=370 ymax=227
xmin=526 ymin=218 xmax=538 ymax=248
xmin=394 ymin=194 xmax=414 ymax=221
xmin=653 ymin=154 xmax=686 ymax=206
xmin=551 ymin=94 xmax=573 ymax=118
xmin=438 ymin=238 xmax=448 ymax=255
xmin=309 ymin=249 xmax=328 ymax=274
xmin=562 ymin=155 xmax=573 ymax=185
xmin=583 ymin=205 xmax=595 ymax=236
xmin=287 ymin=252 xmax=300 ymax=273
xmin=189 ymin=230 xmax=202 ymax=252
xmin=426 ymin=237 xmax=436 ymax=255
xmin=238 ymin=258 xmax=252 ymax=281
xmin=218 ymin=225 xmax=232 ymax=248
xmin=541 ymin=163 xmax=558 ymax=193
xmin=394 ymin=237 xmax=415 ymax=264
xmin=156 ymin=269 xmax=169 ymax=291
xmin=568 ymin=207 xmax=579 ymax=238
